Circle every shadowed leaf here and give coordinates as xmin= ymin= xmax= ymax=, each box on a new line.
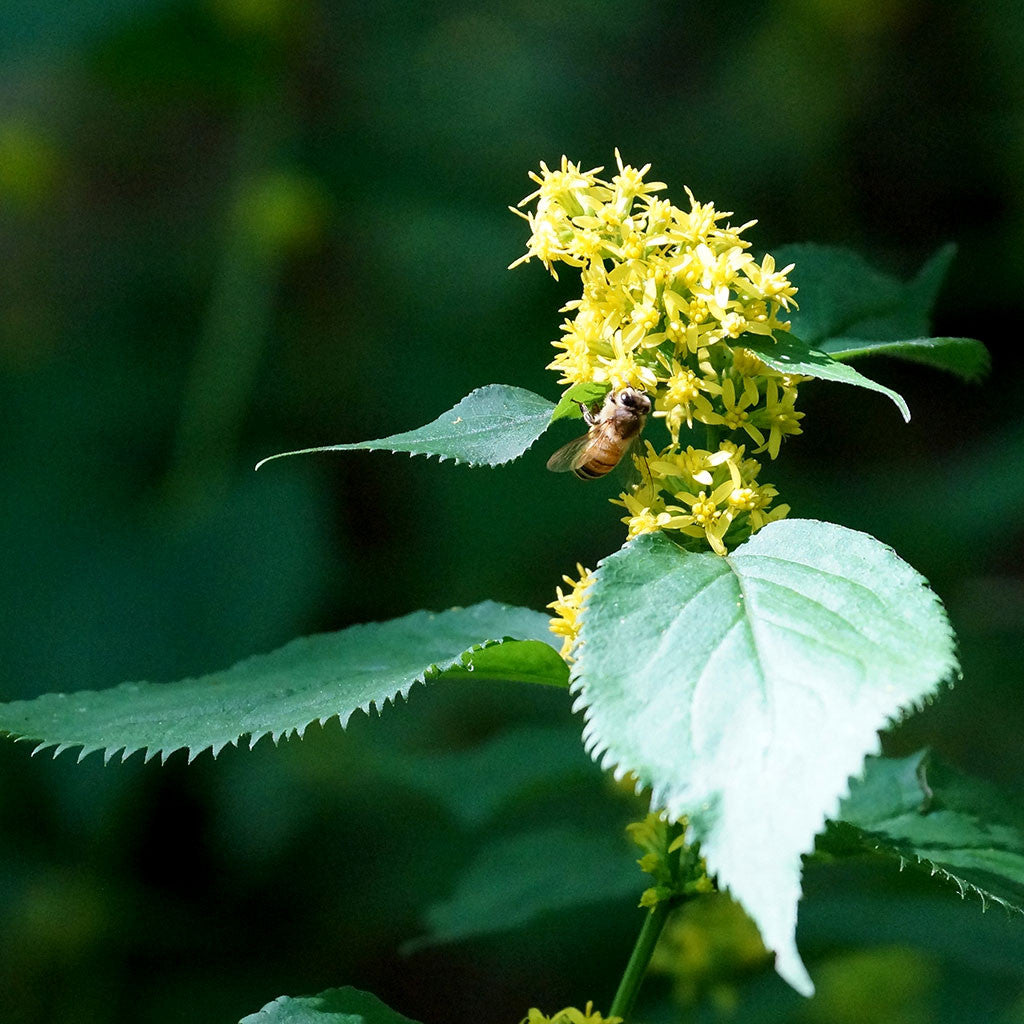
xmin=839 ymin=751 xmax=1024 ymax=913
xmin=0 ymin=602 xmax=567 ymax=764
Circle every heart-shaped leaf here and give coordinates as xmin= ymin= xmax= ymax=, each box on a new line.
xmin=572 ymin=520 xmax=957 ymax=994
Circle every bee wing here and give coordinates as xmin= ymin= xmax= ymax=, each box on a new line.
xmin=546 ymin=433 xmax=593 ymax=473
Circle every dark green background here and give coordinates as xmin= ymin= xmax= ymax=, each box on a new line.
xmin=1 ymin=1 xmax=1022 ymax=1021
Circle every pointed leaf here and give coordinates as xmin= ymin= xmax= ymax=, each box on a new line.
xmin=839 ymin=751 xmax=1024 ymax=912
xmin=240 ymin=986 xmax=422 ymax=1024
xmin=256 ymin=385 xmax=556 ymax=470
xmin=741 ymin=332 xmax=910 ymax=421
xmin=819 ymin=337 xmax=990 ymax=382
xmin=572 ymin=521 xmax=957 ymax=995
xmin=0 ymin=602 xmax=567 ymax=764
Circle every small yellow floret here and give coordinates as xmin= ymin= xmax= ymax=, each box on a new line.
xmin=547 ymin=564 xmax=595 ymax=661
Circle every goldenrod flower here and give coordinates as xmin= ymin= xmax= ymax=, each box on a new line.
xmin=698 ymin=377 xmax=767 ymax=449
xmin=521 ymin=1002 xmax=621 ymax=1024
xmin=654 ymin=361 xmax=720 ymax=441
xmin=752 ymin=379 xmax=804 ymax=459
xmin=514 ymin=153 xmax=799 ymax=554
xmin=547 ymin=564 xmax=595 ymax=661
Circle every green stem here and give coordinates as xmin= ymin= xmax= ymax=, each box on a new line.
xmin=608 ymin=900 xmax=672 ymax=1022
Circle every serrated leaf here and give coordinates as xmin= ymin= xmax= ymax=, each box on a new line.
xmin=0 ymin=602 xmax=567 ymax=764
xmin=256 ymin=385 xmax=555 ymax=470
xmin=741 ymin=333 xmax=910 ymax=421
xmin=240 ymin=986 xmax=421 ymax=1024
xmin=819 ymin=336 xmax=991 ymax=382
xmin=839 ymin=751 xmax=1024 ymax=912
xmin=572 ymin=520 xmax=957 ymax=995
xmin=774 ymin=243 xmax=989 ymax=382
xmin=550 ymin=381 xmax=611 ymax=423
xmin=409 ymin=824 xmax=639 ymax=950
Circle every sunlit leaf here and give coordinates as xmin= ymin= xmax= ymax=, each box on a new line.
xmin=741 ymin=333 xmax=910 ymax=421
xmin=0 ymin=602 xmax=567 ymax=764
xmin=550 ymin=381 xmax=610 ymax=422
xmin=256 ymin=385 xmax=555 ymax=470
xmin=839 ymin=750 xmax=1024 ymax=912
xmin=240 ymin=986 xmax=421 ymax=1024
xmin=572 ymin=521 xmax=957 ymax=995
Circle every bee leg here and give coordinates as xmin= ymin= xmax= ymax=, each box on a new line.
xmin=576 ymin=400 xmax=599 ymax=426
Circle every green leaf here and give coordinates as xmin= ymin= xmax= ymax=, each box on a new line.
xmin=777 ymin=243 xmax=949 ymax=344
xmin=741 ymin=332 xmax=911 ymax=421
xmin=409 ymin=824 xmax=640 ymax=949
xmin=819 ymin=337 xmax=991 ymax=382
xmin=0 ymin=602 xmax=567 ymax=764
xmin=839 ymin=751 xmax=1024 ymax=913
xmin=370 ymin=722 xmax=600 ymax=826
xmin=550 ymin=381 xmax=610 ymax=423
xmin=775 ymin=243 xmax=989 ymax=381
xmin=572 ymin=520 xmax=957 ymax=995
xmin=240 ymin=986 xmax=421 ymax=1024
xmin=256 ymin=385 xmax=556 ymax=470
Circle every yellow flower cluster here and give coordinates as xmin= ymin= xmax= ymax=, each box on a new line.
xmin=513 ymin=153 xmax=803 ymax=557
xmin=546 ymin=563 xmax=594 ymax=660
xmin=520 ymin=1003 xmax=620 ymax=1024
xmin=615 ymin=440 xmax=789 ymax=556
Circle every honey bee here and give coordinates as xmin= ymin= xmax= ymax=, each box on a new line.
xmin=546 ymin=387 xmax=652 ymax=479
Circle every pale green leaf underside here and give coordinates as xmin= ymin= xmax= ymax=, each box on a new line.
xmin=0 ymin=602 xmax=567 ymax=764
xmin=742 ymin=333 xmax=911 ymax=422
xmin=573 ymin=521 xmax=957 ymax=995
xmin=821 ymin=337 xmax=990 ymax=382
xmin=240 ymin=986 xmax=422 ymax=1024
xmin=409 ymin=825 xmax=639 ymax=950
xmin=256 ymin=385 xmax=555 ymax=470
xmin=840 ymin=751 xmax=1024 ymax=913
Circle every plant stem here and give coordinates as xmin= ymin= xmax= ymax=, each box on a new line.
xmin=608 ymin=900 xmax=672 ymax=1022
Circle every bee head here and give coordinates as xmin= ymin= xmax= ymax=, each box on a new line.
xmin=616 ymin=387 xmax=651 ymax=415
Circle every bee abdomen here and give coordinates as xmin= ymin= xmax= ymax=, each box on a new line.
xmin=572 ymin=438 xmax=624 ymax=479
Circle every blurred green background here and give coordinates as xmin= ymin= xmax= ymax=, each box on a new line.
xmin=1 ymin=0 xmax=1023 ymax=1021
